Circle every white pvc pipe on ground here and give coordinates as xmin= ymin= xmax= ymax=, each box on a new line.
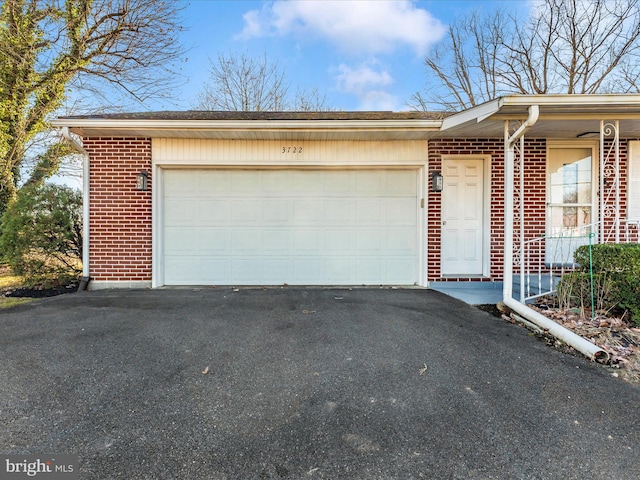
xmin=502 ymin=297 xmax=609 ymax=363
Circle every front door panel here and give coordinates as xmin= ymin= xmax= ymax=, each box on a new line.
xmin=441 ymin=158 xmax=484 ymax=275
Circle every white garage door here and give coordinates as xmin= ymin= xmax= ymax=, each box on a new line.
xmin=162 ymin=169 xmax=419 ymax=285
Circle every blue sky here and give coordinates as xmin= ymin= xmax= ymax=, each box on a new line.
xmin=150 ymin=0 xmax=533 ymax=112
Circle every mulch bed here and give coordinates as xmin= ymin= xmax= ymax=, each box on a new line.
xmin=3 ymin=283 xmax=79 ymax=298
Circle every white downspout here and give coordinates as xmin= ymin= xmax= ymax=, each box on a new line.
xmin=502 ymin=106 xmax=609 ymax=363
xmin=61 ymin=127 xmax=90 ymax=281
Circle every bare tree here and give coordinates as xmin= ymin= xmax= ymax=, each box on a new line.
xmin=410 ymin=0 xmax=640 ymax=111
xmin=196 ymin=51 xmax=335 ymax=112
xmin=0 ymin=0 xmax=185 ymax=214
xmin=292 ymin=87 xmax=335 ymax=112
xmin=197 ymin=52 xmax=289 ymax=111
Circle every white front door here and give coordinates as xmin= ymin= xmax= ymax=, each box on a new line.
xmin=441 ymin=158 xmax=485 ymax=276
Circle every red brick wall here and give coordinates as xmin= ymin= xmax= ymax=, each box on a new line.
xmin=81 ymin=136 xmax=636 ymax=284
xmin=83 ymin=138 xmax=152 ymax=282
xmin=427 ymin=138 xmax=547 ymax=282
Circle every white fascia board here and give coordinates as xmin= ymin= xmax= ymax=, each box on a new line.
xmin=50 ymin=118 xmax=442 ymax=132
xmin=499 ymin=93 xmax=640 ymax=107
xmin=440 ymin=98 xmax=502 ymax=131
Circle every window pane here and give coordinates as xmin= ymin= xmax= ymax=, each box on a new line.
xmin=548 ymin=147 xmax=593 ymax=237
xmin=548 ymin=148 xmax=592 ymax=205
xmin=548 ymin=206 xmax=591 ymax=235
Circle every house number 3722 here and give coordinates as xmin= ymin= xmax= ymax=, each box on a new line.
xmin=282 ymin=146 xmax=303 ymax=153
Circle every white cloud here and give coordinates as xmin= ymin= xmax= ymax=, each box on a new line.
xmin=336 ymin=64 xmax=393 ymax=94
xmin=358 ymin=90 xmax=400 ymax=111
xmin=237 ymin=0 xmax=446 ymax=56
xmin=335 ymin=63 xmax=399 ymax=110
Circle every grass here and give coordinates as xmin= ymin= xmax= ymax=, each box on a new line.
xmin=0 ymin=272 xmax=24 ymax=289
xmin=0 ymin=264 xmax=31 ymax=309
xmin=0 ymin=297 xmax=34 ymax=309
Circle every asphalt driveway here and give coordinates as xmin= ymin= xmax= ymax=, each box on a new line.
xmin=1 ymin=288 xmax=639 ymax=479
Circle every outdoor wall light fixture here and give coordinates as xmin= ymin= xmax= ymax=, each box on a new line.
xmin=431 ymin=171 xmax=443 ymax=192
xmin=136 ymin=170 xmax=149 ymax=191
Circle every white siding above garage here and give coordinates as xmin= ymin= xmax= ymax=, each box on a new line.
xmin=161 ymin=169 xmax=419 ymax=286
xmin=152 ymin=138 xmax=427 ymax=166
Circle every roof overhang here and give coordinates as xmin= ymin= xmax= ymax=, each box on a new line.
xmin=440 ymin=94 xmax=640 ymax=138
xmin=51 ymin=116 xmax=444 ymax=141
xmin=51 ymin=94 xmax=640 ymax=141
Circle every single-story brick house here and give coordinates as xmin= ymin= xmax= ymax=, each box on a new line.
xmin=52 ymin=94 xmax=640 ymax=290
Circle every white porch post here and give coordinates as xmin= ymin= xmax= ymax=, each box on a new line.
xmin=600 ymin=120 xmax=621 ymax=243
xmin=503 ymin=121 xmax=515 ymax=300
xmin=503 ymin=105 xmax=539 ymax=302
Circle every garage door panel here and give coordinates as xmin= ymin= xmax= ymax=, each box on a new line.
xmin=387 ymin=198 xmax=417 ymax=224
xmin=262 ymin=259 xmax=290 ymax=283
xmin=231 ymin=201 xmax=259 ymax=223
xmin=355 ymin=259 xmax=383 ymax=282
xmin=165 ymin=200 xmax=199 ymax=226
xmin=198 ymin=259 xmax=231 ymax=283
xmin=262 ymin=171 xmax=290 ymax=194
xmin=294 ymin=259 xmax=323 ymax=283
xmin=324 ymin=172 xmax=352 ymax=195
xmin=199 ymin=171 xmax=230 ymax=193
xmin=293 ymin=230 xmax=321 ymax=253
xmin=164 ymin=256 xmax=201 ymax=284
xmin=325 ymin=229 xmax=352 ymax=252
xmin=293 ymin=200 xmax=323 ymax=224
xmin=231 ymin=230 xmax=261 ymax=253
xmin=162 ymin=169 xmax=419 ymax=285
xmin=324 ymin=259 xmax=351 ymax=282
xmin=387 ymin=170 xmax=417 ymax=195
xmin=387 ymin=258 xmax=417 ymax=283
xmin=199 ymin=229 xmax=230 ymax=254
xmin=356 ymin=171 xmax=384 ymax=194
xmin=356 ymin=230 xmax=384 ymax=253
xmin=231 ymin=173 xmax=262 ymax=195
xmin=291 ymin=171 xmax=322 ymax=195
xmin=324 ymin=199 xmax=353 ymax=223
xmin=164 ymin=171 xmax=199 ymax=196
xmin=387 ymin=228 xmax=417 ymax=252
xmin=262 ymin=200 xmax=290 ymax=224
xmin=232 ymin=259 xmax=261 ymax=282
xmin=262 ymin=230 xmax=290 ymax=253
xmin=165 ymin=227 xmax=199 ymax=253
xmin=199 ymin=200 xmax=230 ymax=223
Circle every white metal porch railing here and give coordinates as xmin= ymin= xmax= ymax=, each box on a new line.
xmin=517 ymin=220 xmax=640 ymax=303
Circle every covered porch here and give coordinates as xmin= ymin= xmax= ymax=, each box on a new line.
xmin=436 ymin=94 xmax=640 ymax=305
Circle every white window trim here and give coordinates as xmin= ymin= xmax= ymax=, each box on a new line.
xmin=546 ymin=140 xmax=599 ymax=238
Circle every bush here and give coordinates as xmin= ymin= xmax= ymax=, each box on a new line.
xmin=559 ymin=244 xmax=640 ymax=324
xmin=0 ymin=184 xmax=82 ymax=287
xmin=556 ymin=271 xmax=616 ymax=314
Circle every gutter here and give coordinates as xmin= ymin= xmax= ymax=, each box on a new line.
xmin=60 ymin=127 xmax=90 ymax=287
xmin=502 ymin=106 xmax=609 ymax=363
